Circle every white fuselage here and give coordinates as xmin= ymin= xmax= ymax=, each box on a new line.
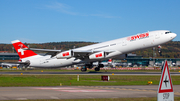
xmin=22 ymin=30 xmax=177 ymax=68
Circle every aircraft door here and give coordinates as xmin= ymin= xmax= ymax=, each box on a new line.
xmin=122 ymin=40 xmax=127 ymax=46
xmin=155 ymin=32 xmax=160 ymax=39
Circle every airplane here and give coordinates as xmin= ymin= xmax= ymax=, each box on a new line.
xmin=93 ymin=59 xmax=113 ymax=67
xmin=92 ymin=59 xmax=121 ymax=68
xmin=11 ymin=30 xmax=177 ymax=71
xmin=0 ymin=63 xmax=20 ymax=68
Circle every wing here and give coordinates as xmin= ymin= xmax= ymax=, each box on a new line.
xmin=25 ymin=47 xmax=118 ymax=60
xmin=25 ymin=48 xmax=62 ymax=57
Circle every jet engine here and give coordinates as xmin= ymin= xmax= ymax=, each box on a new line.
xmin=56 ymin=50 xmax=72 ymax=59
xmin=89 ymin=51 xmax=105 ymax=60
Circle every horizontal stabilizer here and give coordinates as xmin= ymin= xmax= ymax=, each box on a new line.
xmin=28 ymin=48 xmax=61 ymax=52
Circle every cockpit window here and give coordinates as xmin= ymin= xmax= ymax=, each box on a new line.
xmin=165 ymin=31 xmax=171 ymax=34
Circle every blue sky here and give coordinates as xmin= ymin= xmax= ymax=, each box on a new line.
xmin=0 ymin=0 xmax=180 ymax=43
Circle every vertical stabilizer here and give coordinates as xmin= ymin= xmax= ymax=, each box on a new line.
xmin=108 ymin=59 xmax=112 ymax=63
xmin=11 ymin=40 xmax=38 ymax=59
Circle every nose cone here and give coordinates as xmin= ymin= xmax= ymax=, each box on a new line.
xmin=171 ymin=33 xmax=177 ymax=39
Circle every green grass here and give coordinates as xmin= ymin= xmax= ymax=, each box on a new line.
xmin=0 ymin=75 xmax=180 ymax=87
xmin=1 ymin=75 xmax=180 ymax=100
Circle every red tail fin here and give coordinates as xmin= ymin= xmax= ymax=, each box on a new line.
xmin=11 ymin=40 xmax=37 ymax=59
xmin=108 ymin=59 xmax=112 ymax=63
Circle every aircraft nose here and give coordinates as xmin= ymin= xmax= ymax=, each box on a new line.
xmin=171 ymin=33 xmax=177 ymax=39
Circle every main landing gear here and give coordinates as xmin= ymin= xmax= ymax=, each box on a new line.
xmin=81 ymin=64 xmax=104 ymax=72
xmin=94 ymin=64 xmax=104 ymax=71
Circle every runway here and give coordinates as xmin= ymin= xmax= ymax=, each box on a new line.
xmin=0 ymin=71 xmax=180 ymax=75
xmin=0 ymin=85 xmax=180 ymax=100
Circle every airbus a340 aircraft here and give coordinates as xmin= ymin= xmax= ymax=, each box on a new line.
xmin=12 ymin=30 xmax=176 ymax=71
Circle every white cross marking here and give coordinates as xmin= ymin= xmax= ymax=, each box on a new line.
xmin=18 ymin=48 xmax=25 ymax=55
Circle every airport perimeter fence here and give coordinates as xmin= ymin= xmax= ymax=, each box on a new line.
xmin=71 ymin=67 xmax=180 ymax=71
xmin=1 ymin=67 xmax=180 ymax=71
xmin=99 ymin=67 xmax=180 ymax=70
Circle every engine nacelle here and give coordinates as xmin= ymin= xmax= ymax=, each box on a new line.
xmin=56 ymin=50 xmax=72 ymax=59
xmin=89 ymin=51 xmax=105 ymax=60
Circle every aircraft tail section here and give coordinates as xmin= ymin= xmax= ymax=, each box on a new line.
xmin=108 ymin=59 xmax=112 ymax=63
xmin=11 ymin=40 xmax=38 ymax=59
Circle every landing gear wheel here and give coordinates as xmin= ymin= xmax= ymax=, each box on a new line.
xmin=95 ymin=67 xmax=100 ymax=71
xmin=81 ymin=67 xmax=87 ymax=72
xmin=98 ymin=64 xmax=104 ymax=68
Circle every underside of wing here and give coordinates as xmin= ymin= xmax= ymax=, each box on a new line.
xmin=73 ymin=50 xmax=116 ymax=59
xmin=55 ymin=49 xmax=118 ymax=60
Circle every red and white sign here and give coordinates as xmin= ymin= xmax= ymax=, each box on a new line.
xmin=101 ymin=75 xmax=110 ymax=81
xmin=157 ymin=60 xmax=174 ymax=101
